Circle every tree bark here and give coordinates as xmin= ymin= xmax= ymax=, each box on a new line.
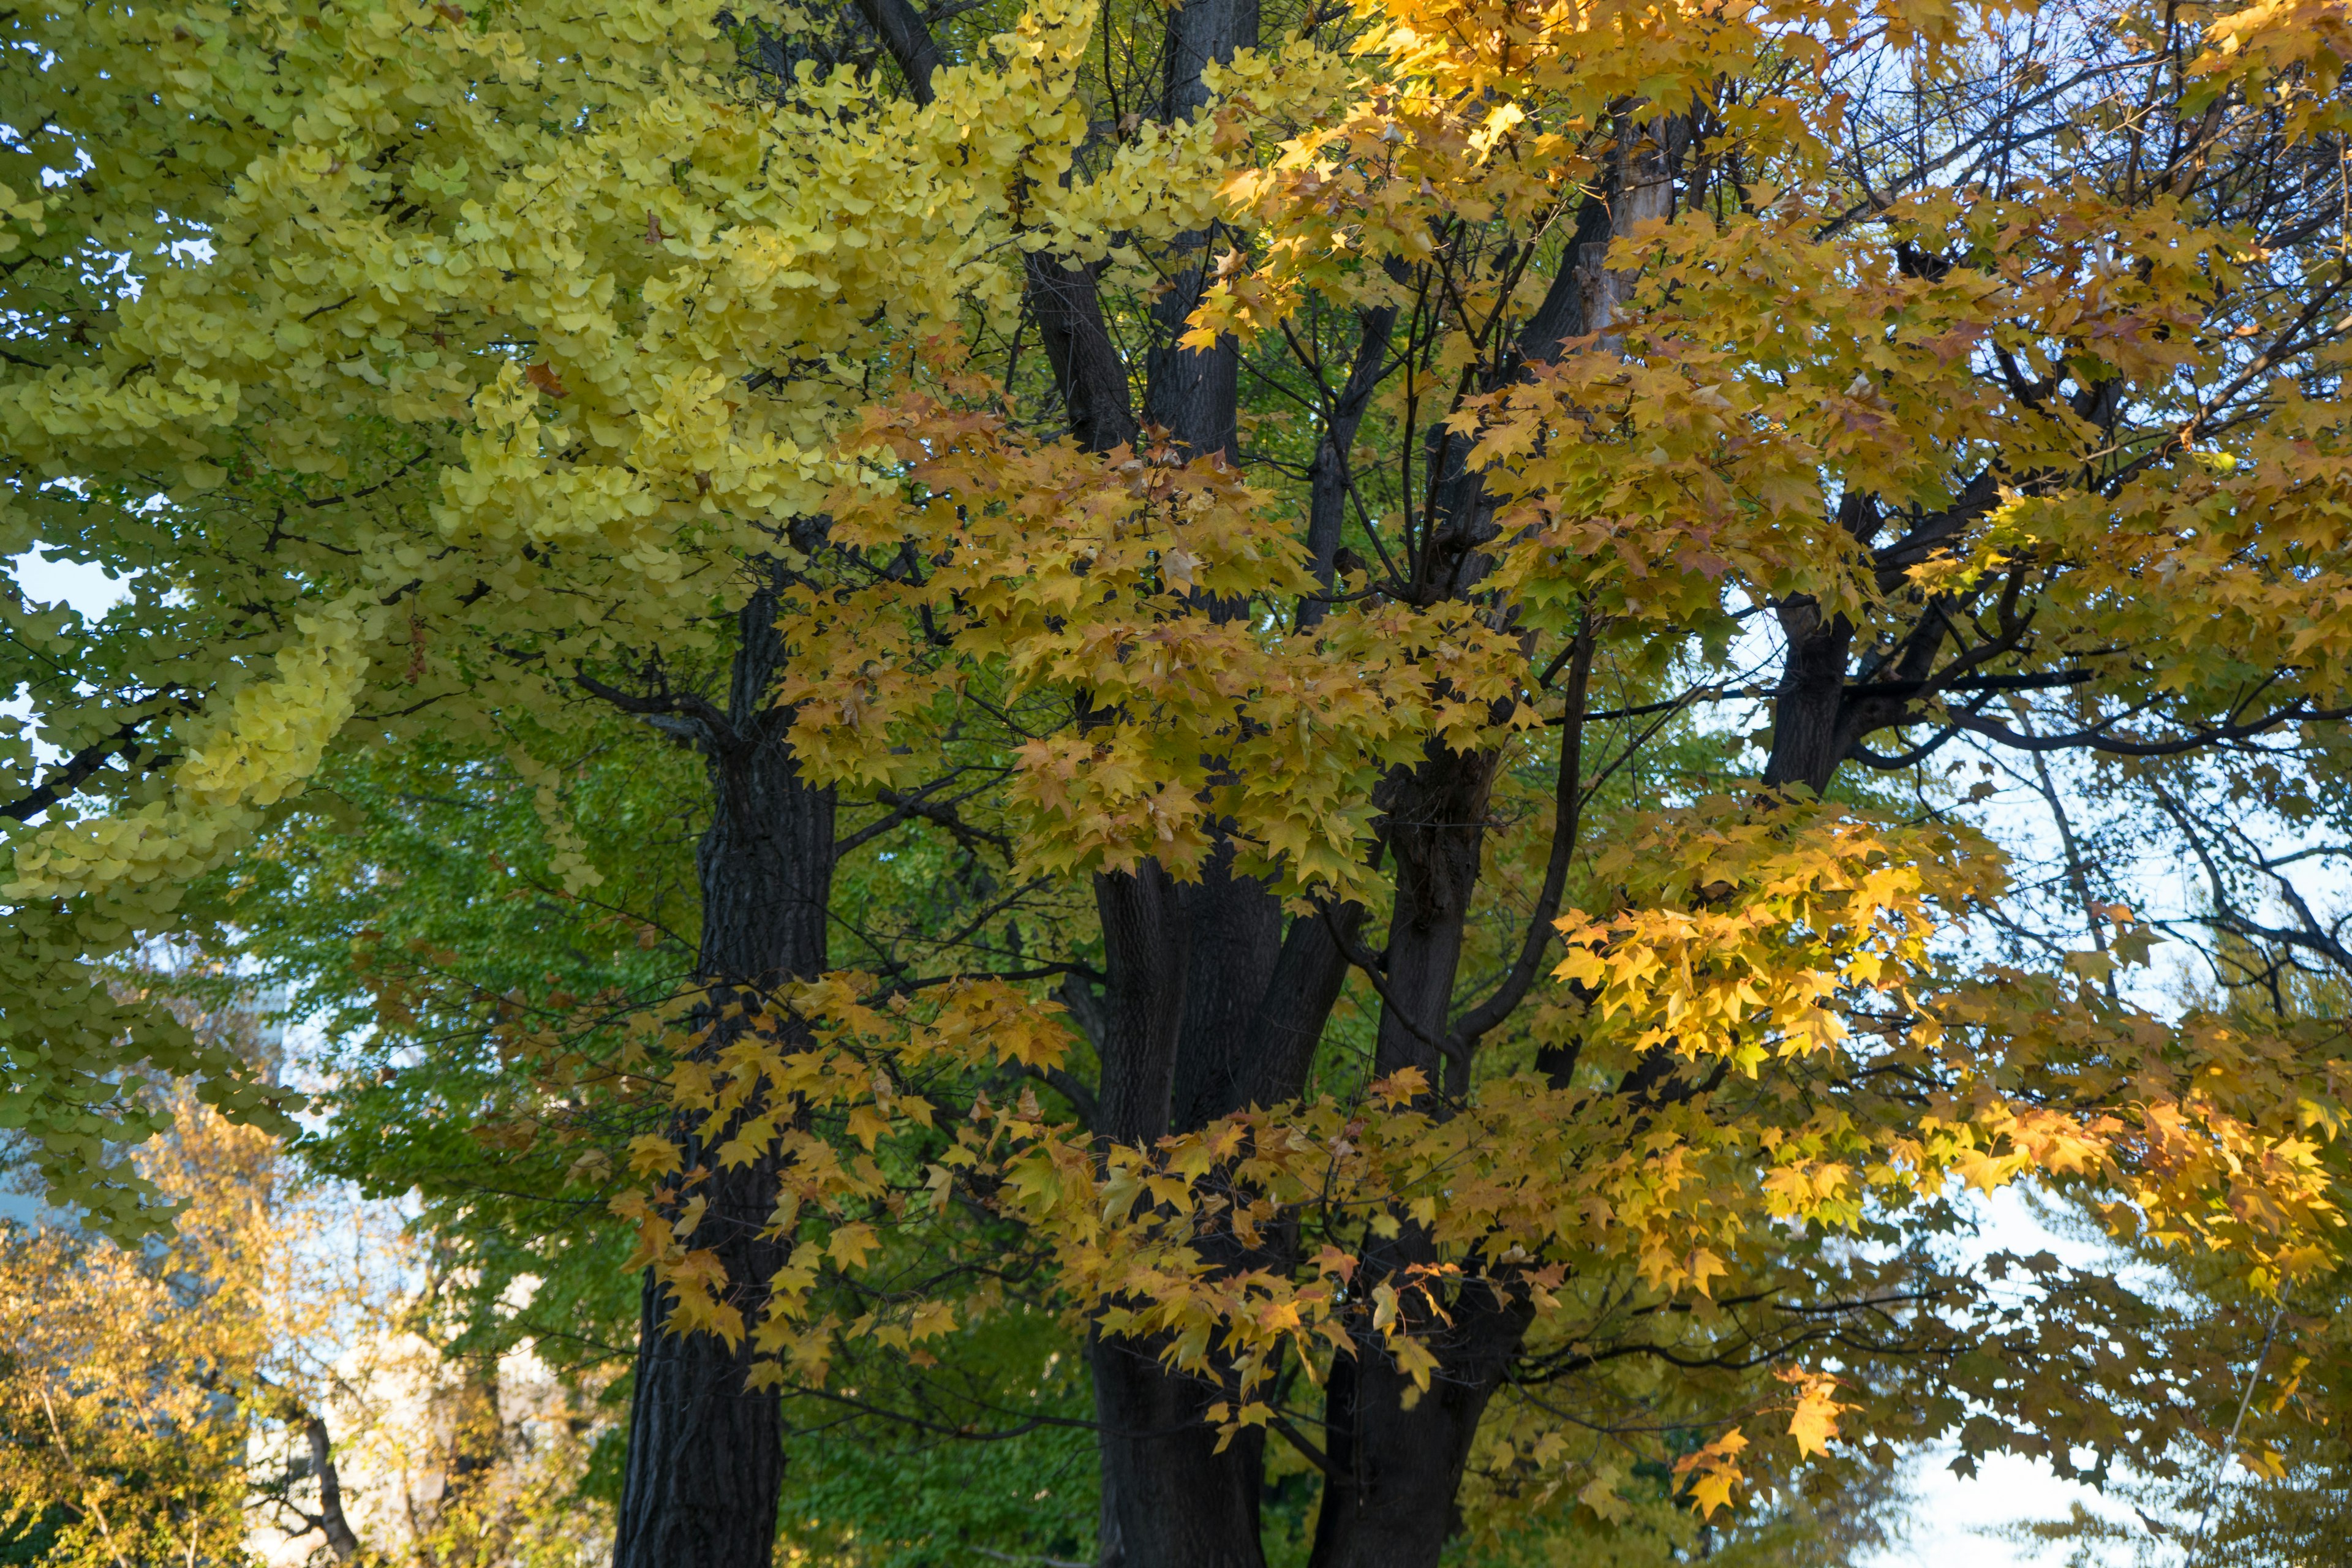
xmin=1085 ymin=3 xmax=1284 ymax=1560
xmin=1370 ymin=744 xmax=1504 ymax=1093
xmin=1092 ymin=861 xmax=1192 ymax=1147
xmin=1761 ymin=593 xmax=1858 ymax=796
xmin=851 ymin=0 xmax=943 ymax=100
xmin=1031 ymin=251 xmax=1142 ymax=456
xmin=1087 ymin=848 xmax=1278 ymax=1568
xmin=1144 ymin=0 xmax=1259 ymax=463
xmin=1305 ymin=1285 xmax=1532 ymax=1568
xmin=1169 ymin=837 xmax=1286 ymax=1133
xmin=1087 ymin=856 xmax=1277 ymax=1568
xmin=611 ymin=570 xmax=836 ymax=1568
xmin=1092 ymin=1332 xmax=1268 ymax=1568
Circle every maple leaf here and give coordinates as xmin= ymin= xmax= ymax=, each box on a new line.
xmin=1785 ymin=1371 xmax=1846 ymax=1460
xmin=825 ymin=1223 xmax=879 ymax=1269
xmin=845 ymin=1104 xmax=889 ymax=1150
xmin=1673 ymin=1429 xmax=1750 ymax=1518
xmin=626 ymin=1135 xmax=681 ymax=1178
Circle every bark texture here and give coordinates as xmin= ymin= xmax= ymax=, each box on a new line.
xmin=1087 ymin=844 xmax=1281 ymax=1568
xmin=1306 ymin=1288 xmax=1533 ymax=1568
xmin=611 ymin=572 xmax=836 ymax=1568
xmin=1144 ymin=0 xmax=1259 ymax=462
xmin=1031 ymin=251 xmax=1143 ymax=455
xmin=1093 ymin=1333 xmax=1269 ymax=1568
xmin=1086 ymin=2 xmax=1283 ymax=1559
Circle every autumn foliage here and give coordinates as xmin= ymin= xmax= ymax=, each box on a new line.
xmin=8 ymin=0 xmax=2352 ymax=1561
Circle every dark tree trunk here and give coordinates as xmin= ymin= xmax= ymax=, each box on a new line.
xmin=1762 ymin=594 xmax=1857 ymax=796
xmin=851 ymin=0 xmax=943 ymax=100
xmin=1169 ymin=838 xmax=1286 ymax=1133
xmin=611 ymin=571 xmax=836 ymax=1568
xmin=1092 ymin=861 xmax=1192 ymax=1147
xmin=1087 ymin=868 xmax=1278 ymax=1568
xmin=1093 ymin=1332 xmax=1268 ymax=1568
xmin=1088 ymin=2 xmax=1283 ymax=1559
xmin=1088 ymin=849 xmax=1278 ymax=1568
xmin=1306 ymin=1286 xmax=1532 ymax=1568
xmin=1031 ymin=251 xmax=1142 ymax=456
xmin=1144 ymin=0 xmax=1259 ymax=463
xmin=1238 ymin=900 xmax=1362 ymax=1111
xmin=1371 ymin=745 xmax=1502 ymax=1094
xmin=1761 ymin=479 xmax=2006 ymax=794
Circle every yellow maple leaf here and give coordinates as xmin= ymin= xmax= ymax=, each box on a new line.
xmin=1785 ymin=1371 xmax=1846 ymax=1460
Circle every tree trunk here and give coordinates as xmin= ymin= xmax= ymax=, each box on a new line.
xmin=1168 ymin=839 xmax=1285 ymax=1133
xmin=1371 ymin=745 xmax=1501 ymax=1095
xmin=611 ymin=571 xmax=836 ymax=1568
xmin=1085 ymin=2 xmax=1288 ymax=1559
xmin=1144 ymin=0 xmax=1259 ymax=464
xmin=1092 ymin=1331 xmax=1268 ymax=1568
xmin=1762 ymin=595 xmax=1857 ymax=795
xmin=1031 ymin=251 xmax=1143 ymax=456
xmin=1298 ymin=116 xmax=1692 ymax=1568
xmin=1306 ymin=1286 xmax=1532 ymax=1568
xmin=1087 ymin=849 xmax=1276 ymax=1568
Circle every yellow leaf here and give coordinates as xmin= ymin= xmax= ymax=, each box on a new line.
xmin=826 ymin=1223 xmax=880 ymax=1269
xmin=1787 ymin=1374 xmax=1845 ymax=1460
xmin=846 ymin=1104 xmax=889 ymax=1150
xmin=627 ymin=1136 xmax=682 ymax=1178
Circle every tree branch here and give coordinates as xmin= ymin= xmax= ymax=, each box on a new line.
xmin=2 ymin=698 xmax=194 ymax=823
xmin=1446 ymin=621 xmax=1594 ymax=1055
xmin=303 ymin=1414 xmax=366 ymax=1564
xmin=851 ymin=0 xmax=944 ymax=104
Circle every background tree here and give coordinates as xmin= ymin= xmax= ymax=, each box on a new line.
xmin=0 ymin=1049 xmax=611 ymax=1568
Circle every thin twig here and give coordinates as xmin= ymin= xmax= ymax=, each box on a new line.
xmin=38 ymin=1384 xmax=132 ymax=1568
xmin=2187 ymin=1306 xmax=2285 ymax=1558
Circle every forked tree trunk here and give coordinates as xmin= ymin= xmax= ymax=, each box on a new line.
xmin=611 ymin=573 xmax=836 ymax=1568
xmin=1298 ymin=116 xmax=1691 ymax=1568
xmin=1087 ymin=1 xmax=1286 ymax=1561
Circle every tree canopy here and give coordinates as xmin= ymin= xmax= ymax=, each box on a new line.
xmin=8 ymin=0 xmax=2352 ymax=1562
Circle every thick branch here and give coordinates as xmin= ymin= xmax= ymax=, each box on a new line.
xmin=575 ymin=669 xmax=739 ymax=754
xmin=1445 ymin=624 xmax=1594 ymax=1055
xmin=303 ymin=1415 xmax=366 ymax=1564
xmin=852 ymin=0 xmax=944 ymax=103
xmin=2 ymin=705 xmax=187 ymax=823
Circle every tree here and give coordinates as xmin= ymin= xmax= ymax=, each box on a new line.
xmin=0 ymin=1090 xmax=274 ymax=1568
xmin=0 ymin=989 xmax=614 ymax=1568
xmin=9 ymin=1 xmax=2352 ymax=1566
